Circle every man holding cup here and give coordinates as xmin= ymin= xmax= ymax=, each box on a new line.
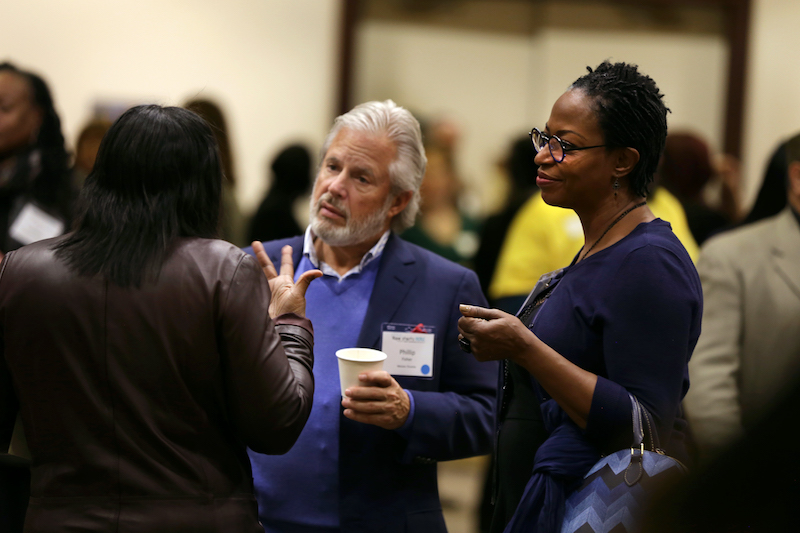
xmin=246 ymin=100 xmax=496 ymax=532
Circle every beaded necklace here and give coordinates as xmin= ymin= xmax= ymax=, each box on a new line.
xmin=577 ymin=201 xmax=647 ymax=263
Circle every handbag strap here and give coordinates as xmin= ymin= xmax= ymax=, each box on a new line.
xmin=517 ymin=267 xmax=565 ymax=326
xmin=627 ymin=393 xmax=661 ymax=452
xmin=624 ymin=393 xmax=684 ymax=486
xmin=629 ymin=393 xmax=644 ymax=448
xmin=625 ymin=393 xmax=650 ymax=487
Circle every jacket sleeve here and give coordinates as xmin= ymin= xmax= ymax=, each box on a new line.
xmin=0 ymin=343 xmax=17 ymax=453
xmin=218 ymin=254 xmax=314 ymax=455
xmin=683 ymin=240 xmax=744 ymax=457
xmin=399 ymin=268 xmax=497 ymax=463
xmin=0 ymin=252 xmax=18 ymax=451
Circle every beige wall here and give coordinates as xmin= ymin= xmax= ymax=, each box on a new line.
xmin=742 ymin=0 xmax=800 ymax=207
xmin=1 ymin=0 xmax=339 ymax=213
xmin=354 ymin=23 xmax=537 ymax=213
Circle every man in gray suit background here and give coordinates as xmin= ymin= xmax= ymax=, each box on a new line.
xmin=684 ymin=131 xmax=800 ymax=462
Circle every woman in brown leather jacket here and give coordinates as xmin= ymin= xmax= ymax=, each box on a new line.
xmin=0 ymin=105 xmax=321 ymax=532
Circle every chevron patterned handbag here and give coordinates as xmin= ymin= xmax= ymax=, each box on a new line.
xmin=560 ymin=394 xmax=688 ymax=533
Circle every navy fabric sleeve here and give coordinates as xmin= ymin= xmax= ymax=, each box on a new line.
xmin=399 ymin=268 xmax=497 ymax=463
xmin=585 ymin=244 xmax=700 ymax=453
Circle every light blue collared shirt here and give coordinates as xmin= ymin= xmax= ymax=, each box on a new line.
xmin=301 ymin=226 xmax=391 ymax=281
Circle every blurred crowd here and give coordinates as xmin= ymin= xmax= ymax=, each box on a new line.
xmin=0 ymin=59 xmax=756 ymax=267
xmin=0 ymin=62 xmax=315 ymax=262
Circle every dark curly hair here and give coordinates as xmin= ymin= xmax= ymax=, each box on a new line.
xmin=570 ymin=61 xmax=669 ymax=198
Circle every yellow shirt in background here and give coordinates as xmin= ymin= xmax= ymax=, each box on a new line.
xmin=488 ymin=187 xmax=699 ymax=300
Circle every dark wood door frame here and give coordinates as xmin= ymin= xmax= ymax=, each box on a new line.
xmin=336 ymin=0 xmax=750 ymax=157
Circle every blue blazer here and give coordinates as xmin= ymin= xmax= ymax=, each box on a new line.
xmin=251 ymin=233 xmax=497 ymax=532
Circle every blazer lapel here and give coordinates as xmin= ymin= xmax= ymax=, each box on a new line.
xmin=770 ymin=208 xmax=800 ymax=301
xmin=357 ymin=234 xmax=418 ymax=349
xmin=266 ymin=237 xmax=304 ymax=270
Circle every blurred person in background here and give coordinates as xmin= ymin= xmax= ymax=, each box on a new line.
xmin=642 ymin=371 xmax=800 ymax=533
xmin=401 ymin=119 xmax=481 ymax=268
xmin=474 ymin=135 xmax=539 ymax=300
xmin=0 ymin=105 xmax=319 ymax=532
xmin=683 ymin=130 xmax=800 ymax=464
xmin=658 ymin=132 xmax=741 ymax=245
xmin=740 ymin=140 xmax=789 ymax=226
xmin=0 ymin=62 xmax=74 ymax=258
xmin=184 ymin=97 xmax=248 ymax=246
xmin=71 ymin=118 xmax=111 ymax=190
xmin=248 ymin=143 xmax=312 ymax=243
xmin=473 ymin=135 xmax=539 ymax=531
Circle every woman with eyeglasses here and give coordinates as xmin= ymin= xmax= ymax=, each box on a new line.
xmin=458 ymin=61 xmax=702 ymax=533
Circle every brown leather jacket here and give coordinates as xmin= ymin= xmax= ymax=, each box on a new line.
xmin=0 ymin=237 xmax=315 ymax=532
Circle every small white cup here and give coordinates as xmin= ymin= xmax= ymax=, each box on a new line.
xmin=335 ymin=348 xmax=387 ymax=397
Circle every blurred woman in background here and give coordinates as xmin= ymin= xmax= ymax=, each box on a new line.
xmin=184 ymin=97 xmax=248 ymax=246
xmin=0 ymin=62 xmax=73 ymax=256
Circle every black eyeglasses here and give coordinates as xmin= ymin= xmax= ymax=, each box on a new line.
xmin=529 ymin=128 xmax=606 ymax=163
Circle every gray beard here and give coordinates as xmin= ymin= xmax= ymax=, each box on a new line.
xmin=309 ymin=192 xmax=393 ymax=246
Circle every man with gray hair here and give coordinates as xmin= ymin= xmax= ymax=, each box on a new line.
xmin=246 ymin=100 xmax=496 ymax=532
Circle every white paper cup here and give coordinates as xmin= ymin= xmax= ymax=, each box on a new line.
xmin=335 ymin=348 xmax=387 ymax=397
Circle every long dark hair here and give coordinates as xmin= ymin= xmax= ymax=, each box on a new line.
xmin=183 ymin=98 xmax=236 ymax=186
xmin=54 ymin=105 xmax=222 ymax=287
xmin=741 ymin=140 xmax=788 ymax=225
xmin=0 ymin=62 xmax=71 ymax=214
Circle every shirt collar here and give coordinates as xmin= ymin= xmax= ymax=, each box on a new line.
xmin=302 ymin=226 xmax=391 ymax=281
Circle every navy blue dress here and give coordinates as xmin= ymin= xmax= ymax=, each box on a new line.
xmin=532 ymin=219 xmax=701 ymax=455
xmin=495 ymin=219 xmax=702 ymax=533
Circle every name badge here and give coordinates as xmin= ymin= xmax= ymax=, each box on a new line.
xmin=381 ymin=323 xmax=435 ymax=378
xmin=9 ymin=202 xmax=64 ymax=245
